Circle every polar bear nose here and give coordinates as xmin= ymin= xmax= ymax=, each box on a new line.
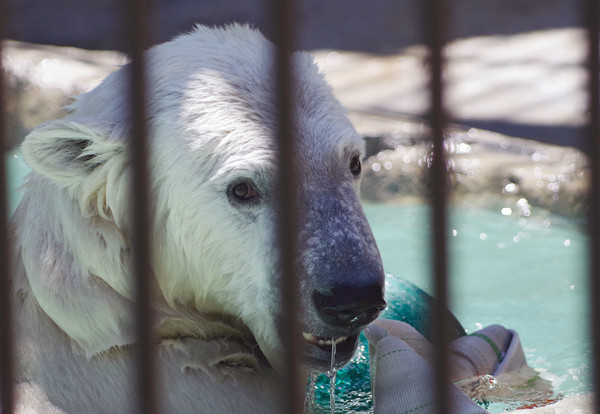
xmin=313 ymin=285 xmax=386 ymax=328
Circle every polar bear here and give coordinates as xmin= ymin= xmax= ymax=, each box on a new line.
xmin=10 ymin=24 xmax=386 ymax=412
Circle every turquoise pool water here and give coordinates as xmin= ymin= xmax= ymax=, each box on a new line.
xmin=6 ymin=151 xmax=590 ymax=412
xmin=6 ymin=151 xmax=28 ymax=216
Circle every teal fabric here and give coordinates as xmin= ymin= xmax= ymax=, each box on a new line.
xmin=380 ymin=277 xmax=466 ymax=342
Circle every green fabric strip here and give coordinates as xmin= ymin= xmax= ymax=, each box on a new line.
xmin=469 ymin=332 xmax=502 ymax=362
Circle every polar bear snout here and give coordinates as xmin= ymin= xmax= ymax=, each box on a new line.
xmin=312 ymin=285 xmax=386 ymax=329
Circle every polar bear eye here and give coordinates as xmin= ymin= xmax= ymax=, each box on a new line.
xmin=230 ymin=181 xmax=259 ymax=202
xmin=350 ymin=155 xmax=361 ymax=176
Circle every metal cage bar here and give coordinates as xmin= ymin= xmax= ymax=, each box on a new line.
xmin=425 ymin=0 xmax=451 ymax=412
xmin=585 ymin=0 xmax=600 ymax=412
xmin=268 ymin=0 xmax=303 ymax=413
xmin=121 ymin=1 xmax=157 ymax=413
xmin=0 ymin=0 xmax=15 ymax=411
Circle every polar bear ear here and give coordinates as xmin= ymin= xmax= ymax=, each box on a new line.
xmin=21 ymin=120 xmax=128 ymax=221
xmin=21 ymin=120 xmax=124 ymax=184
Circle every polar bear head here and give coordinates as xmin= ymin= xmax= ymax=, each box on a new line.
xmin=19 ymin=24 xmax=385 ymax=373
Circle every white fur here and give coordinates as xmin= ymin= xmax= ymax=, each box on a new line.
xmin=12 ymin=24 xmax=380 ymax=412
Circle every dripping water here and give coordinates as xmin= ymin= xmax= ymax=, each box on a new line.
xmin=326 ymin=338 xmax=337 ymax=414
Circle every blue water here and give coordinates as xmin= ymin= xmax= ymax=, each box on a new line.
xmin=6 ymin=151 xmax=590 ymax=412
xmin=6 ymin=151 xmax=29 ymax=216
xmin=368 ymin=203 xmax=589 ymax=406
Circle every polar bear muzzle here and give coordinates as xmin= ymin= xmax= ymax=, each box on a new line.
xmin=296 ymin=186 xmax=386 ymax=370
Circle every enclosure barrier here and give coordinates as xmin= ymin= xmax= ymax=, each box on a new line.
xmin=122 ymin=0 xmax=157 ymax=413
xmin=585 ymin=0 xmax=600 ymax=412
xmin=0 ymin=1 xmax=599 ymax=414
xmin=0 ymin=0 xmax=14 ymax=411
xmin=424 ymin=0 xmax=451 ymax=411
xmin=268 ymin=0 xmax=304 ymax=412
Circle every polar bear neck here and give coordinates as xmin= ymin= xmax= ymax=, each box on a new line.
xmin=14 ymin=174 xmax=265 ymax=363
xmin=12 ymin=177 xmax=140 ymax=355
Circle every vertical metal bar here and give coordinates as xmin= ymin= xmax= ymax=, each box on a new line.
xmin=585 ymin=0 xmax=600 ymax=412
xmin=0 ymin=0 xmax=14 ymax=411
xmin=121 ymin=1 xmax=157 ymax=413
xmin=268 ymin=0 xmax=303 ymax=413
xmin=425 ymin=0 xmax=450 ymax=412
